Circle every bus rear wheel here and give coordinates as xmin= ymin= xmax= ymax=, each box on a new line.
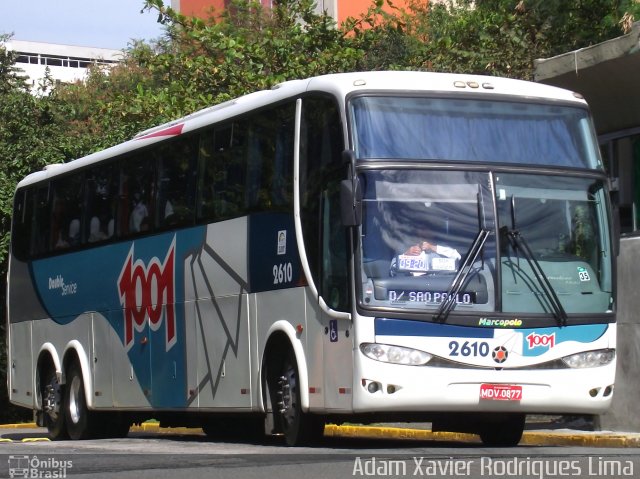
xmin=41 ymin=366 xmax=67 ymax=440
xmin=64 ymin=362 xmax=100 ymax=440
xmin=269 ymin=350 xmax=324 ymax=446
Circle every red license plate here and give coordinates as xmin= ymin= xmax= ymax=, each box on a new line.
xmin=479 ymin=384 xmax=522 ymax=401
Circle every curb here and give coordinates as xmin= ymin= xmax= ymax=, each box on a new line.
xmin=324 ymin=424 xmax=479 ymax=443
xmin=2 ymin=422 xmax=639 ymax=447
xmin=520 ymin=430 xmax=640 ymax=448
xmin=0 ymin=423 xmax=38 ymax=429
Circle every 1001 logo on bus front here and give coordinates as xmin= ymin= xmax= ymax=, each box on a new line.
xmin=118 ymin=237 xmax=177 ymax=351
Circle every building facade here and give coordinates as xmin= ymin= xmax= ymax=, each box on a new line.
xmin=3 ymin=40 xmax=121 ymax=92
xmin=170 ymin=0 xmax=413 ymax=25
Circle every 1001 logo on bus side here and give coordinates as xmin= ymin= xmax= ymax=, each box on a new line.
xmin=118 ymin=237 xmax=177 ymax=351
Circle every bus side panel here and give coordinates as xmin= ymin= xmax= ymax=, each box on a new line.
xmin=184 ymin=218 xmax=252 ymax=410
xmin=255 ymin=288 xmax=316 ymax=406
xmin=192 ymin=294 xmax=252 ymax=409
xmin=108 ymin=308 xmax=150 ymax=408
xmin=7 ymin=256 xmax=45 ymax=409
xmin=8 ymin=321 xmax=33 ymax=408
xmin=183 ymin=299 xmax=199 ymax=409
xmin=28 ymin=229 xmax=209 ymax=410
xmin=90 ymin=312 xmax=113 ymax=407
xmin=30 ymin=314 xmax=91 ymax=398
xmin=8 ymin=259 xmax=49 ymax=325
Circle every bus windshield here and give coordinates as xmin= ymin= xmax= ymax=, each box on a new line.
xmin=358 ymin=170 xmax=613 ymax=317
xmin=350 ymin=96 xmax=602 ymax=169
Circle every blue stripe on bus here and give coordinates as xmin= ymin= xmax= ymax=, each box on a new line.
xmin=374 ymin=318 xmax=495 ymax=338
xmin=248 ymin=213 xmax=303 ymax=293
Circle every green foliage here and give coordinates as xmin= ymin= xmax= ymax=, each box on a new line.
xmin=0 ymin=36 xmax=65 ymax=422
xmin=419 ymin=0 xmax=640 ymax=79
xmin=1 ymin=0 xmax=639 ymax=422
xmin=136 ymin=0 xmax=362 ymax=112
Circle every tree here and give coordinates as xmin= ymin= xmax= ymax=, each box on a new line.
xmin=0 ymin=37 xmax=64 ymax=422
xmin=396 ymin=0 xmax=640 ymax=79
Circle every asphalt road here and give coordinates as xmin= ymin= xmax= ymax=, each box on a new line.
xmin=1 ymin=427 xmax=640 ymax=479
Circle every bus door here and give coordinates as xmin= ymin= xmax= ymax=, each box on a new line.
xmin=319 ymin=184 xmax=353 ymax=411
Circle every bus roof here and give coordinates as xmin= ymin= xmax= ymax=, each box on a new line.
xmin=17 ymin=71 xmax=586 ymax=189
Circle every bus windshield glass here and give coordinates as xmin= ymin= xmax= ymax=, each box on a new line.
xmin=359 ymin=170 xmax=613 ymax=317
xmin=350 ymin=96 xmax=602 ymax=169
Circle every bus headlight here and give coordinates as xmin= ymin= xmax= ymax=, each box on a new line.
xmin=360 ymin=343 xmax=432 ymax=366
xmin=562 ymin=349 xmax=615 ymax=368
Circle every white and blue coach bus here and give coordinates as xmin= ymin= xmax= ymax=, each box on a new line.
xmin=7 ymin=72 xmax=616 ymax=446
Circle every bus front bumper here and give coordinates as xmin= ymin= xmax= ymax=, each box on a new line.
xmin=352 ymin=358 xmax=615 ymax=415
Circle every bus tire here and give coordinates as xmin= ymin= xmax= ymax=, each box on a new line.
xmin=478 ymin=413 xmax=525 ymax=447
xmin=40 ymin=365 xmax=68 ymax=440
xmin=64 ymin=362 xmax=99 ymax=440
xmin=269 ymin=349 xmax=324 ymax=446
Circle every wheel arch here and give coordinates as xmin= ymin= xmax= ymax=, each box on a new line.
xmin=62 ymin=340 xmax=94 ymax=410
xmin=35 ymin=343 xmax=62 ymax=410
xmin=261 ymin=320 xmax=310 ymax=412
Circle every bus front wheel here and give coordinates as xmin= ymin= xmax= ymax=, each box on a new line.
xmin=269 ymin=349 xmax=324 ymax=446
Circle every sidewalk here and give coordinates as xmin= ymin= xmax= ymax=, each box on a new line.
xmin=2 ymin=416 xmax=639 ymax=447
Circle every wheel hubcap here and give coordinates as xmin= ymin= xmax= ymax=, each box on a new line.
xmin=68 ymin=376 xmax=82 ymax=424
xmin=43 ymin=377 xmax=62 ymax=422
xmin=277 ymin=365 xmax=297 ymax=427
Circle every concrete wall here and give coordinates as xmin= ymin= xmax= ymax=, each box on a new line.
xmin=599 ymin=235 xmax=640 ymax=431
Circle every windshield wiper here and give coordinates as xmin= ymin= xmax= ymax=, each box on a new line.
xmin=433 ymin=185 xmax=490 ymax=323
xmin=505 ymin=195 xmax=567 ymax=326
xmin=433 ymin=228 xmax=490 ymax=323
xmin=505 ymin=230 xmax=568 ymax=326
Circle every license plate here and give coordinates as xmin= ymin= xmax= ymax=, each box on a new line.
xmin=397 ymin=255 xmax=428 ymax=272
xmin=479 ymin=384 xmax=522 ymax=401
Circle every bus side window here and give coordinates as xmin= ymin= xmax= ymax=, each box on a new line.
xmin=321 ymin=184 xmax=350 ymax=311
xmin=85 ymin=165 xmax=118 ymax=243
xmin=155 ymin=137 xmax=197 ymax=229
xmin=300 ymin=94 xmax=349 ymax=311
xmin=245 ymin=118 xmax=267 ymax=211
xmin=50 ymin=175 xmax=84 ymax=251
xmin=197 ymin=129 xmax=216 ymax=221
xmin=272 ymin=110 xmax=294 ymax=209
xmin=245 ymin=105 xmax=295 ymax=212
xmin=197 ymin=122 xmax=248 ymax=222
xmin=11 ymin=189 xmax=32 ymax=261
xmin=217 ymin=122 xmax=247 ymax=219
xmin=119 ymin=156 xmax=154 ymax=237
xmin=33 ymin=186 xmax=51 ymax=256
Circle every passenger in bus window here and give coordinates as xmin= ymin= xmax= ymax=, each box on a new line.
xmin=54 ymin=232 xmax=69 ymax=249
xmin=130 ymin=193 xmax=149 ymax=233
xmin=68 ymin=219 xmax=80 ymax=247
xmin=88 ymin=216 xmax=108 ymax=242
